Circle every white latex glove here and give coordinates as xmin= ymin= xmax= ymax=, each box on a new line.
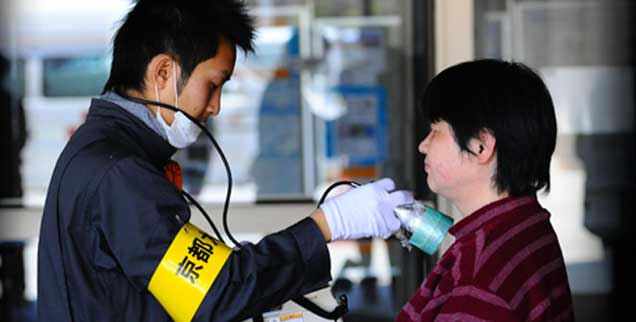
xmin=320 ymin=178 xmax=414 ymax=240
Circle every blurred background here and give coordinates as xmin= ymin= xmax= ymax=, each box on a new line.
xmin=0 ymin=0 xmax=634 ymax=321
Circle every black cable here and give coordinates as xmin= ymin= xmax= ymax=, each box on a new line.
xmin=317 ymin=180 xmax=361 ymax=206
xmin=182 ymin=190 xmax=225 ymax=244
xmin=119 ymin=94 xmax=362 ymax=321
xmin=286 ymin=180 xmax=360 ymax=321
xmin=292 ymin=294 xmax=348 ymax=321
xmin=194 ymin=116 xmax=242 ymax=248
xmin=123 ymin=95 xmax=365 ymax=251
xmin=122 ymin=95 xmax=243 ymax=248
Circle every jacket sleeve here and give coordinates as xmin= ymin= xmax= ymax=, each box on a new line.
xmin=89 ymin=156 xmax=189 ymax=289
xmin=195 ymin=217 xmax=332 ymax=322
xmin=90 ymin=156 xmax=332 ymax=322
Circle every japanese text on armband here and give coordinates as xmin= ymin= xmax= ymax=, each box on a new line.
xmin=148 ymin=223 xmax=232 ymax=322
xmin=176 ymin=231 xmax=219 ymax=283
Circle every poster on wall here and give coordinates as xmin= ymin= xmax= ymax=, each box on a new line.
xmin=326 ymin=86 xmax=387 ymax=167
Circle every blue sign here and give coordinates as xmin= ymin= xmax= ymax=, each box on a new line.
xmin=326 ymin=86 xmax=387 ymax=166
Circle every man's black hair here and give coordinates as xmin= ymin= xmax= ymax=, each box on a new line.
xmin=421 ymin=59 xmax=557 ymax=196
xmin=103 ymin=0 xmax=254 ymax=95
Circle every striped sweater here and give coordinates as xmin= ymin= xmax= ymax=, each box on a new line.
xmin=395 ymin=196 xmax=574 ymax=322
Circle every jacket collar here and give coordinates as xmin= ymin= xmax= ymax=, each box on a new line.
xmin=86 ymin=98 xmax=177 ymax=168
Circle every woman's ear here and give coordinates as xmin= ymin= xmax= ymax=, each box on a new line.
xmin=470 ymin=129 xmax=496 ymax=163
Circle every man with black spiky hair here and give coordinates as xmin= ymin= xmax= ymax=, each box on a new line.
xmin=38 ymin=1 xmax=412 ymax=321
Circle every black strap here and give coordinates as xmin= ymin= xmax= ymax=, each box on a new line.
xmin=291 ymin=294 xmax=348 ymax=321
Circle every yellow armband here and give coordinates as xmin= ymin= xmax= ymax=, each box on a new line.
xmin=148 ymin=223 xmax=232 ymax=322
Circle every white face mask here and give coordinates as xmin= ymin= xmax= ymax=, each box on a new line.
xmin=155 ymin=63 xmax=202 ymax=149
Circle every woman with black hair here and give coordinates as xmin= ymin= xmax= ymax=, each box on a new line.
xmin=396 ymin=59 xmax=574 ymax=322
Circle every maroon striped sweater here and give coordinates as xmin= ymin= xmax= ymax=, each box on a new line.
xmin=395 ymin=196 xmax=574 ymax=322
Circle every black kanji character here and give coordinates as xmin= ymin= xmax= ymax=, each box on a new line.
xmin=188 ymin=238 xmax=214 ymax=263
xmin=176 ymin=256 xmax=202 ymax=284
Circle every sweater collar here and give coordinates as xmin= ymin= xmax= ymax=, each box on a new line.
xmin=449 ymin=195 xmax=539 ymax=240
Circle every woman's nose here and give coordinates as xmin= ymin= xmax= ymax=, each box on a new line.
xmin=418 ymin=134 xmax=431 ymax=154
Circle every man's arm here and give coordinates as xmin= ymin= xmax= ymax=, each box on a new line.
xmin=93 ymin=157 xmax=331 ymax=322
xmin=309 ymin=208 xmax=331 ymax=241
xmin=96 ymin=158 xmax=411 ymax=322
xmin=197 ymin=217 xmax=331 ymax=321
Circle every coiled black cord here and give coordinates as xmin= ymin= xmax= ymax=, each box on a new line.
xmin=317 ymin=180 xmax=361 ymax=206
xmin=123 ymin=94 xmax=358 ymax=321
xmin=122 ymin=95 xmax=241 ymax=247
xmin=182 ymin=190 xmax=225 ymax=244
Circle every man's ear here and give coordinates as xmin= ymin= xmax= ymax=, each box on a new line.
xmin=146 ymin=54 xmax=175 ymax=91
xmin=469 ymin=129 xmax=496 ymax=163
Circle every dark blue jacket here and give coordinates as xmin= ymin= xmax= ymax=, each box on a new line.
xmin=38 ymin=98 xmax=331 ymax=322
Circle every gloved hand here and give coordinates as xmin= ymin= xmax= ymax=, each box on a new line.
xmin=320 ymin=178 xmax=414 ymax=240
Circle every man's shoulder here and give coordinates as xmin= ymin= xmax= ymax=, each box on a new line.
xmin=54 ymin=125 xmax=160 ymax=198
xmin=64 ymin=100 xmax=151 ymax=166
xmin=70 ymin=139 xmax=161 ymax=187
xmin=63 ymin=127 xmax=135 ymax=172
